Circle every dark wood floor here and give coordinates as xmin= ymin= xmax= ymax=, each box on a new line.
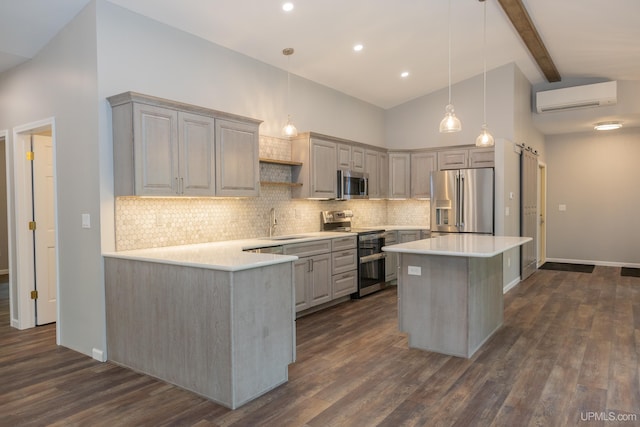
xmin=1 ymin=266 xmax=639 ymax=426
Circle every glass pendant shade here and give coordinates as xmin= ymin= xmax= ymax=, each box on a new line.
xmin=475 ymin=124 xmax=494 ymax=147
xmin=282 ymin=115 xmax=298 ymax=137
xmin=439 ymin=104 xmax=462 ymax=133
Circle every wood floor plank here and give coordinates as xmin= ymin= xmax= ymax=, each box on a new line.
xmin=1 ymin=267 xmax=639 ymax=426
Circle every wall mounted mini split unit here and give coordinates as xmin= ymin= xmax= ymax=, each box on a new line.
xmin=535 ymin=81 xmax=617 ymax=113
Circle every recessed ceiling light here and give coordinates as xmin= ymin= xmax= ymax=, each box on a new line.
xmin=282 ymin=2 xmax=294 ymax=12
xmin=401 ymin=71 xmax=410 ymax=78
xmin=594 ymin=121 xmax=623 ymax=131
xmin=353 ymin=44 xmax=364 ymax=52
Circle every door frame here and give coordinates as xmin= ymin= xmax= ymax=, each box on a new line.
xmin=537 ymin=161 xmax=547 ymax=267
xmin=10 ymin=118 xmax=60 ymax=341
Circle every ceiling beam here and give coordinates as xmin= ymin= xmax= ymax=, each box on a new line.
xmin=497 ymin=0 xmax=561 ymax=82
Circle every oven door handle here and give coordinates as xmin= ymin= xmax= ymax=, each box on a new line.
xmin=360 ymin=253 xmax=387 ymax=263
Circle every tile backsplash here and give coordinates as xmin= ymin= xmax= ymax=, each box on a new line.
xmin=114 ymin=135 xmax=430 ymax=251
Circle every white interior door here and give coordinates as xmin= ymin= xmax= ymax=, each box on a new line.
xmin=33 ymin=134 xmax=57 ymax=325
xmin=538 ymin=163 xmax=547 ymax=266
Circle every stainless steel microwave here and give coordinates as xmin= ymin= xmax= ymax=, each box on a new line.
xmin=337 ymin=170 xmax=369 ymax=200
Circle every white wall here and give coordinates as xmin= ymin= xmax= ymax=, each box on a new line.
xmin=384 ymin=63 xmax=517 ymax=150
xmin=545 ymin=128 xmax=640 ymax=266
xmin=0 ymin=2 xmax=105 ymax=356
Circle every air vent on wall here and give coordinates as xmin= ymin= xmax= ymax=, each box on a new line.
xmin=535 ymin=81 xmax=617 ymax=113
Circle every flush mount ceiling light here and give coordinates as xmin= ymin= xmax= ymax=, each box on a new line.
xmin=282 ymin=2 xmax=294 ymax=12
xmin=440 ymin=0 xmax=462 ymax=133
xmin=594 ymin=121 xmax=623 ymax=131
xmin=282 ymin=47 xmax=298 ymax=138
xmin=401 ymin=71 xmax=410 ymax=78
xmin=353 ymin=44 xmax=364 ymax=52
xmin=475 ymin=0 xmax=494 ymax=147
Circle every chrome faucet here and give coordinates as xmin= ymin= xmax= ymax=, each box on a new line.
xmin=269 ymin=208 xmax=277 ymax=237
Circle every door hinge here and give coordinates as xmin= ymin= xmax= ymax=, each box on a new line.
xmin=27 ymin=151 xmax=34 ymax=161
xmin=30 ymin=290 xmax=38 ymax=300
xmin=28 ymin=221 xmax=36 ymax=231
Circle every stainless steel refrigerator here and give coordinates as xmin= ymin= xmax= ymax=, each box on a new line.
xmin=430 ymin=167 xmax=494 ymax=235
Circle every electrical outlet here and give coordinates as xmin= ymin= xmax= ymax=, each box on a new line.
xmin=408 ymin=266 xmax=421 ymax=276
xmin=559 ymin=204 xmax=567 ymax=212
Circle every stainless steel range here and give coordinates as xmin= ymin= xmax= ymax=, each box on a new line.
xmin=321 ymin=210 xmax=387 ymax=298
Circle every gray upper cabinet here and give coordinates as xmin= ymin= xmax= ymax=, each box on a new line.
xmin=438 ymin=147 xmax=495 ymax=170
xmin=108 ymin=92 xmax=261 ymax=197
xmin=337 ymin=143 xmax=365 ymax=172
xmin=469 ymin=147 xmax=495 ymax=168
xmin=410 ymin=151 xmax=437 ymax=199
xmin=364 ymin=149 xmax=380 ymax=198
xmin=215 ymin=119 xmax=260 ymax=197
xmin=180 ymin=111 xmax=217 ymax=196
xmin=291 ymin=134 xmax=337 ymax=199
xmin=379 ymin=151 xmax=389 ymax=199
xmin=131 ymin=103 xmax=179 ymax=196
xmin=438 ymin=149 xmax=469 ymax=170
xmin=388 ymin=152 xmax=411 ymax=199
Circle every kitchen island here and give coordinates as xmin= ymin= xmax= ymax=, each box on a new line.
xmin=103 ymin=242 xmax=299 ymax=409
xmin=383 ymin=234 xmax=531 ymax=358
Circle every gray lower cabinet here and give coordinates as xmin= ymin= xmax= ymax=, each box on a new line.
xmin=285 ymin=240 xmax=332 ymax=312
xmin=384 ymin=230 xmax=398 ymax=282
xmin=104 ymin=257 xmax=295 ymax=409
xmin=108 ymin=91 xmax=261 ymax=197
xmin=292 ymin=254 xmax=331 ymax=311
xmin=398 ymin=229 xmax=423 ymax=243
xmin=331 ymin=236 xmax=357 ymax=298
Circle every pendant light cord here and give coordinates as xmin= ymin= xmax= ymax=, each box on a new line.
xmin=482 ymin=0 xmax=487 ymax=125
xmin=447 ymin=0 xmax=452 ymax=104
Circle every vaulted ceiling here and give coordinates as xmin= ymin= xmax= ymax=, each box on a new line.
xmin=2 ymin=0 xmax=639 ymax=134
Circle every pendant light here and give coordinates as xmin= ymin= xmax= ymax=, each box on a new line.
xmin=282 ymin=47 xmax=298 ymax=138
xmin=475 ymin=0 xmax=494 ymax=147
xmin=439 ymin=0 xmax=462 ymax=133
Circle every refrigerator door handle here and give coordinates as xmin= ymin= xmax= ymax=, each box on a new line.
xmin=455 ymin=173 xmax=460 ymax=227
xmin=459 ymin=174 xmax=465 ymax=229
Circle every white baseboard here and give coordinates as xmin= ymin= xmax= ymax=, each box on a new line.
xmin=503 ymin=276 xmax=521 ymax=294
xmin=546 ymin=258 xmax=640 ymax=269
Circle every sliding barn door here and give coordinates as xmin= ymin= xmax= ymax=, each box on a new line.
xmin=520 ymin=147 xmax=538 ymax=280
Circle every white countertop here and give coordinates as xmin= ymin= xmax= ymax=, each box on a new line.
xmin=103 ymin=232 xmax=354 ymax=271
xmin=382 ymin=234 xmax=532 ymax=258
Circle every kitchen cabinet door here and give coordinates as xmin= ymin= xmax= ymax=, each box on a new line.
xmin=337 ymin=143 xmax=365 ymax=172
xmin=215 ymin=118 xmax=260 ymax=197
xmin=389 ymin=152 xmax=411 ymax=199
xmin=384 ymin=230 xmax=398 ymax=282
xmin=179 ymin=112 xmax=216 ymax=196
xmin=309 ymin=253 xmax=332 ymax=306
xmin=398 ymin=230 xmax=422 ymax=243
xmin=411 ymin=151 xmax=436 ymax=199
xmin=364 ymin=150 xmax=380 ymax=198
xmin=379 ymin=152 xmax=389 ymax=198
xmin=293 ymin=258 xmax=310 ymax=311
xmin=438 ymin=149 xmax=468 ymax=170
xmin=469 ymin=147 xmax=495 ymax=168
xmin=310 ymin=138 xmax=338 ymax=198
xmin=133 ymin=103 xmax=179 ymax=196
xmin=293 ymin=252 xmax=332 ymax=312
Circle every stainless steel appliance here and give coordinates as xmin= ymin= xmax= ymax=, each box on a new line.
xmin=430 ymin=167 xmax=494 ymax=235
xmin=321 ymin=210 xmax=386 ymax=298
xmin=337 ymin=170 xmax=369 ymax=200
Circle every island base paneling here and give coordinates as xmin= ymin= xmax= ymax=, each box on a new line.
xmin=104 ymin=258 xmax=295 ymax=409
xmin=398 ymin=253 xmax=503 ymax=358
